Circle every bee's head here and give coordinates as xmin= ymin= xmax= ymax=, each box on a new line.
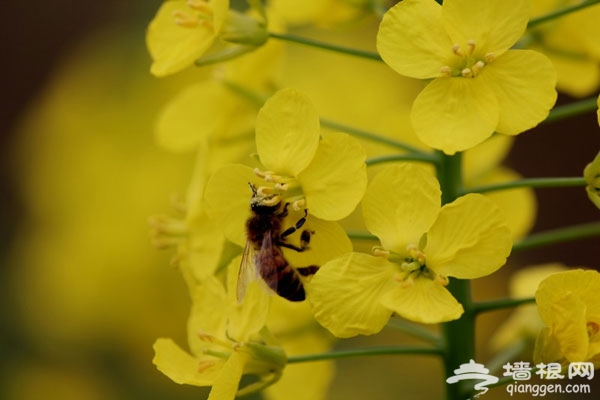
xmin=248 ymin=182 xmax=281 ymax=214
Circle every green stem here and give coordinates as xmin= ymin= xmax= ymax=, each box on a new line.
xmin=437 ymin=153 xmax=475 ymax=400
xmin=473 ymin=297 xmax=535 ymax=315
xmin=346 ymin=230 xmax=378 ymax=241
xmin=223 ymin=81 xmax=430 ymax=155
xmin=366 ymin=153 xmax=440 ymax=166
xmin=528 ymin=0 xmax=600 ymax=29
xmin=268 ymin=32 xmax=383 ymax=62
xmin=544 ymin=97 xmax=599 ymax=123
xmin=463 ymin=177 xmax=585 ymax=195
xmin=320 ymin=118 xmax=429 ymax=154
xmin=286 ymin=345 xmax=443 ymax=364
xmin=386 ymin=318 xmax=443 ymax=346
xmin=513 ymin=221 xmax=600 ymax=252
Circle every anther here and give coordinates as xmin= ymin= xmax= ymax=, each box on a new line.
xmin=291 ymin=199 xmax=305 ymax=211
xmin=440 ymin=66 xmax=452 ymax=77
xmin=373 ymin=248 xmax=390 ymax=258
xmin=172 ymin=10 xmax=198 ymax=28
xmin=452 ymin=44 xmax=464 ymax=56
xmin=471 ymin=61 xmax=485 ymax=74
xmin=485 ymin=52 xmax=495 ymax=63
xmin=197 ymin=360 xmax=216 ymax=373
xmin=399 ymin=276 xmax=414 ymax=288
xmin=466 ymin=39 xmax=476 ymax=55
xmin=274 ymin=182 xmax=288 ymax=191
xmin=434 ymin=275 xmax=449 ymax=286
xmin=187 ymin=0 xmax=212 ymax=13
xmin=461 ymin=68 xmax=473 ymax=78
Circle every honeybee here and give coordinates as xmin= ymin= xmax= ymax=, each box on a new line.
xmin=240 ymin=183 xmax=319 ymax=302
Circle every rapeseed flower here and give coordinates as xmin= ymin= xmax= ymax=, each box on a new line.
xmin=534 ymin=269 xmax=600 ymax=364
xmin=204 ymin=88 xmax=365 ymax=254
xmin=377 ymin=0 xmax=557 ymax=154
xmin=153 ymin=273 xmax=286 ymax=399
xmin=147 ymin=0 xmax=268 ymax=77
xmin=584 ymin=150 xmax=600 ymax=209
xmin=308 ymin=164 xmax=512 ymax=337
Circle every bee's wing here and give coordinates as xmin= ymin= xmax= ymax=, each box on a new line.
xmin=237 ymin=240 xmax=258 ymax=303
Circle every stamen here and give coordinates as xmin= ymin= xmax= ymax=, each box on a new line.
xmin=187 ymin=0 xmax=212 ymax=13
xmin=373 ymin=247 xmax=390 ymax=258
xmin=452 ymin=44 xmax=464 ymax=56
xmin=461 ymin=68 xmax=473 ymax=78
xmin=291 ymin=198 xmax=305 ymax=211
xmin=471 ymin=61 xmax=485 ymax=74
xmin=198 ymin=330 xmax=232 ymax=350
xmin=399 ymin=276 xmax=414 ymax=288
xmin=485 ymin=52 xmax=495 ymax=63
xmin=439 ymin=66 xmax=452 ymax=77
xmin=198 ymin=360 xmax=217 ymax=372
xmin=172 ymin=10 xmax=198 ymax=28
xmin=434 ymin=275 xmax=449 ymax=286
xmin=274 ymin=182 xmax=288 ymax=191
xmin=406 ymin=244 xmax=426 ymax=265
xmin=466 ymin=39 xmax=476 ymax=55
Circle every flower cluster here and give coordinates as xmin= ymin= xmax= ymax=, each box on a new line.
xmin=143 ymin=0 xmax=600 ymax=398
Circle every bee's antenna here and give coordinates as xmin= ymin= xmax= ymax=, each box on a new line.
xmin=248 ymin=182 xmax=257 ymax=195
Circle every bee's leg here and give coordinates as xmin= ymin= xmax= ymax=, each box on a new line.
xmin=278 ymin=229 xmax=314 ymax=252
xmin=280 ymin=209 xmax=308 ymax=239
xmin=297 ymin=265 xmax=319 ymax=277
xmin=277 ymin=202 xmax=290 ymax=219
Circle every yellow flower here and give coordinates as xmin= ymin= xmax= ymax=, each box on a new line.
xmin=153 ymin=273 xmax=286 ymax=399
xmin=534 ymin=269 xmax=600 ymax=364
xmin=155 ymin=36 xmax=283 ymax=154
xmin=491 ymin=263 xmax=568 ymax=351
xmin=584 ymin=150 xmax=600 ymax=209
xmin=528 ymin=0 xmax=600 ymax=97
xmin=377 ymin=0 xmax=557 ymax=155
xmin=308 ymin=164 xmax=512 ymax=337
xmin=204 ymin=88 xmax=365 ymax=251
xmin=147 ymin=0 xmax=268 ymax=77
xmin=263 ymin=297 xmax=335 ymax=400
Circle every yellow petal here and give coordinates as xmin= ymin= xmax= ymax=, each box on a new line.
xmin=546 ymin=292 xmax=589 ymax=362
xmin=297 ymin=131 xmax=367 ymax=221
xmin=156 ymin=81 xmax=224 ymax=152
xmin=362 ymin=164 xmax=440 ymax=254
xmin=147 ymin=1 xmax=217 ymax=77
xmin=442 ymin=0 xmax=529 ymax=57
xmin=228 ymin=280 xmax=270 ymax=342
xmin=468 ymin=167 xmax=537 ymax=239
xmin=188 ymin=276 xmax=229 ymax=355
xmin=308 ymin=253 xmax=395 ymax=338
xmin=282 ymin=217 xmax=352 ymax=270
xmin=483 ymin=50 xmax=557 ymax=136
xmin=204 ymin=164 xmax=257 ymax=246
xmin=377 ymin=0 xmax=454 ymax=79
xmin=207 ymin=351 xmax=248 ymax=400
xmin=255 ymin=89 xmax=320 ymax=176
xmin=380 ymin=278 xmax=464 ymax=323
xmin=536 ymin=270 xmax=600 ymax=326
xmin=153 ymin=338 xmax=223 ymax=386
xmin=411 ymin=77 xmax=499 ymax=155
xmin=155 ymin=81 xmax=256 ymax=152
xmin=533 ymin=327 xmax=563 ymax=365
xmin=426 ymin=193 xmax=512 ymax=279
